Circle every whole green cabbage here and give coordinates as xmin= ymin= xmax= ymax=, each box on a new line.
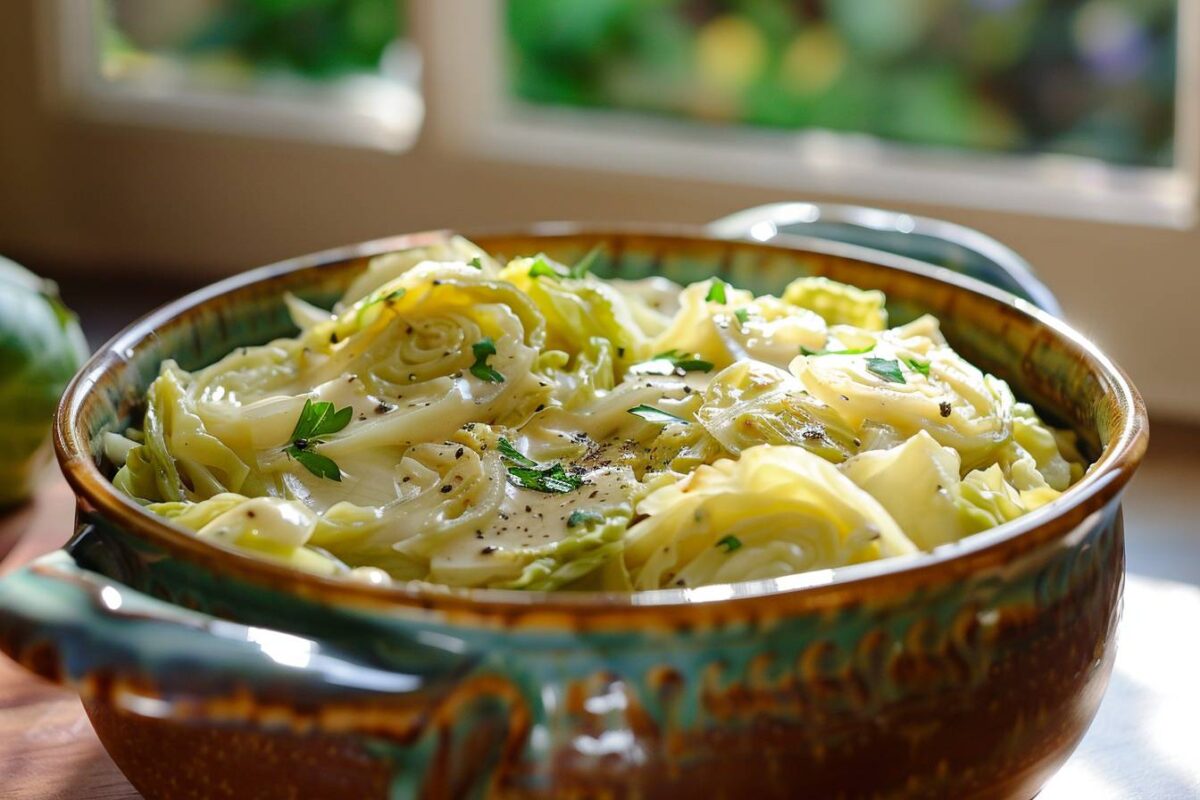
xmin=0 ymin=256 xmax=88 ymax=506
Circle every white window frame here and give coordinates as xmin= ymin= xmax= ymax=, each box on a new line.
xmin=422 ymin=0 xmax=1199 ymax=229
xmin=39 ymin=0 xmax=423 ymax=153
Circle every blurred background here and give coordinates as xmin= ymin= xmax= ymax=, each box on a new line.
xmin=0 ymin=0 xmax=1196 ymax=423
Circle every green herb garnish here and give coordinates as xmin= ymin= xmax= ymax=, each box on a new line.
xmin=705 ymin=279 xmax=728 ymax=304
xmin=568 ymin=246 xmax=601 ymax=279
xmin=628 ymin=404 xmax=690 ymax=425
xmin=567 ymin=509 xmax=605 ymax=528
xmin=800 ymin=343 xmax=876 ymax=357
xmin=716 ymin=535 xmax=742 ymax=553
xmin=528 ymin=257 xmax=561 ymax=279
xmin=527 ymin=249 xmax=598 ymax=280
xmin=286 ymin=448 xmax=342 ymax=481
xmin=355 ymin=287 xmax=406 ymax=324
xmin=507 ymin=463 xmax=583 ymax=494
xmin=497 ymin=437 xmax=536 ymax=468
xmin=866 ymin=357 xmax=906 ymax=384
xmin=284 ymin=398 xmax=354 ymax=481
xmin=469 ymin=338 xmax=505 ymax=383
xmin=498 ymin=438 xmax=582 ymax=494
xmin=638 ymin=350 xmax=710 ymax=376
xmin=904 ymin=357 xmax=931 ymax=376
xmin=734 ymin=307 xmax=750 ymax=326
xmin=288 ymin=398 xmax=353 ymax=443
xmin=468 ymin=256 xmax=483 ymax=269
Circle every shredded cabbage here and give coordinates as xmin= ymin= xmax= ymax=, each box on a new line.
xmin=110 ymin=240 xmax=1087 ymax=591
xmin=782 ymin=276 xmax=888 ymax=330
xmin=624 ymin=445 xmax=917 ymax=590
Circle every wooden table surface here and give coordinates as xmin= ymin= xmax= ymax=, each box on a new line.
xmin=2 ymin=472 xmax=1197 ymax=800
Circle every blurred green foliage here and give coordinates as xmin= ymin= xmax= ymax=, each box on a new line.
xmin=190 ymin=0 xmax=401 ymax=77
xmin=507 ymin=0 xmax=1177 ymax=167
xmin=106 ymin=0 xmax=403 ymax=79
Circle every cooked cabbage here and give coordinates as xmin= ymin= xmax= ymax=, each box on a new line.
xmin=789 ymin=315 xmax=1015 ymax=470
xmin=651 ymin=280 xmax=827 ymax=371
xmin=696 ymin=360 xmax=860 ymax=462
xmin=624 ymin=445 xmax=917 ymax=589
xmin=111 ymin=240 xmax=1087 ymax=590
xmin=782 ymin=276 xmax=888 ymax=330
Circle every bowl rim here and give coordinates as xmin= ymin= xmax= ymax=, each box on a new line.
xmin=54 ymin=223 xmax=1149 ymax=619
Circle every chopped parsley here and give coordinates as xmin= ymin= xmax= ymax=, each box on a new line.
xmin=705 ymin=279 xmax=728 ymax=304
xmin=733 ymin=307 xmax=750 ymax=326
xmin=468 ymin=256 xmax=483 ymax=269
xmin=497 ymin=437 xmax=535 ymax=468
xmin=904 ymin=357 xmax=931 ymax=376
xmin=527 ymin=248 xmax=601 ymax=280
xmin=527 ymin=257 xmax=560 ymax=279
xmin=568 ymin=246 xmax=601 ymax=279
xmin=567 ymin=509 xmax=605 ymax=528
xmin=469 ymin=337 xmax=505 ymax=383
xmin=865 ymin=357 xmax=906 ymax=384
xmin=288 ymin=448 xmax=341 ymax=481
xmin=716 ymin=535 xmax=742 ymax=553
xmin=284 ymin=398 xmax=354 ymax=481
xmin=355 ymin=287 xmax=406 ymax=323
xmin=506 ymin=463 xmax=583 ymax=494
xmin=630 ymin=349 xmax=714 ymax=376
xmin=800 ymin=343 xmax=876 ymax=357
xmin=498 ymin=437 xmax=582 ymax=494
xmin=628 ymin=404 xmax=690 ymax=425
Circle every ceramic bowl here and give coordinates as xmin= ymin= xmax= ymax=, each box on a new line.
xmin=0 ymin=226 xmax=1147 ymax=799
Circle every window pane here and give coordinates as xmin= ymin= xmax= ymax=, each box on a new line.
xmin=93 ymin=1 xmax=419 ymax=149
xmin=506 ymin=0 xmax=1177 ymax=168
xmin=102 ymin=0 xmax=409 ymax=84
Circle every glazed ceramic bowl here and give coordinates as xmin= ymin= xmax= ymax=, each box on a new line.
xmin=0 ymin=226 xmax=1147 ymax=799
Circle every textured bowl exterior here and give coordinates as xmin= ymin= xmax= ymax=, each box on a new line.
xmin=1 ymin=227 xmax=1147 ymax=799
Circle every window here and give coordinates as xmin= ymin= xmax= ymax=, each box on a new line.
xmin=508 ymin=0 xmax=1177 ymax=168
xmin=47 ymin=0 xmax=422 ymax=151
xmin=426 ymin=0 xmax=1197 ymax=227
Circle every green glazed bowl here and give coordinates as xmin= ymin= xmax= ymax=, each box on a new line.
xmin=0 ymin=226 xmax=1147 ymax=799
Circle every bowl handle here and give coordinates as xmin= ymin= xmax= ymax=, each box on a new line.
xmin=0 ymin=549 xmax=475 ymax=733
xmin=707 ymin=202 xmax=1063 ymax=316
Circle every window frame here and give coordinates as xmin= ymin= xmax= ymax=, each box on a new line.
xmin=423 ymin=0 xmax=1199 ymax=230
xmin=41 ymin=0 xmax=423 ymax=153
